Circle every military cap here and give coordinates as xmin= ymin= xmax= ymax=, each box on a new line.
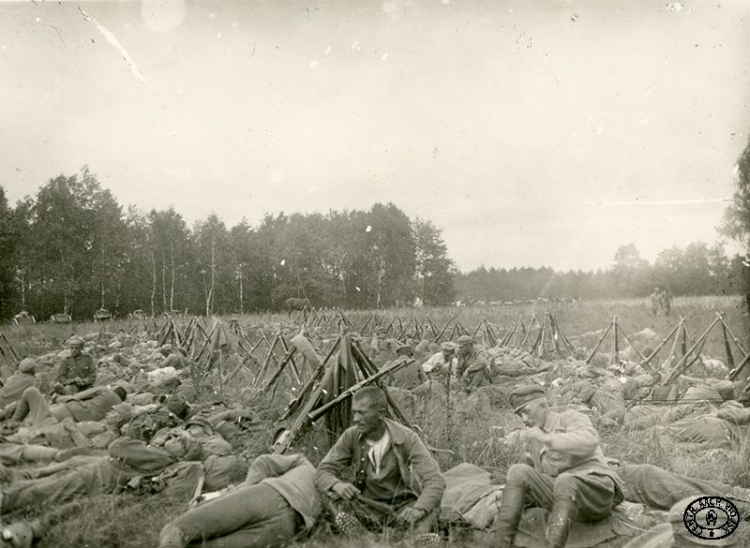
xmin=18 ymin=358 xmax=36 ymax=374
xmin=67 ymin=337 xmax=85 ymax=348
xmin=395 ymin=344 xmax=413 ymax=356
xmin=457 ymin=335 xmax=474 ymax=345
xmin=440 ymin=342 xmax=456 ymax=352
xmin=165 ymin=394 xmax=190 ymax=419
xmin=509 ymin=384 xmax=546 ymax=413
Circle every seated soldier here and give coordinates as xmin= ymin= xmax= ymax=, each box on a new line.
xmin=315 ymin=387 xmax=445 ymax=544
xmin=455 ymin=335 xmax=494 ymax=390
xmin=158 ymin=453 xmax=320 ymax=548
xmin=495 ymin=384 xmax=624 ymax=548
xmin=55 ymin=338 xmax=96 ymax=395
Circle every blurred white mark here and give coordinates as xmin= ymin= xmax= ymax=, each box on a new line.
xmin=381 ymin=53 xmax=389 ymax=61
xmin=441 ymin=0 xmax=450 ymax=4
xmin=666 ymin=2 xmax=683 ymax=13
xmin=208 ymin=12 xmax=216 ymax=19
xmin=586 ymin=116 xmax=593 ymax=124
xmin=309 ymin=187 xmax=315 ymax=192
xmin=35 ymin=17 xmax=41 ymax=23
xmin=309 ymin=60 xmax=318 ymax=68
xmin=733 ymin=164 xmax=740 ymax=176
xmin=352 ymin=41 xmax=360 ymax=51
xmin=141 ymin=0 xmax=188 ymax=32
xmin=217 ymin=31 xmax=222 ymax=38
xmin=177 ymin=85 xmax=184 ymax=94
xmin=280 ymin=259 xmax=286 ymax=266
xmin=356 ymin=286 xmax=361 ymax=292
xmin=572 ymin=132 xmax=578 ymax=137
xmin=365 ymin=225 xmax=372 ymax=233
xmin=639 ymin=118 xmax=650 ymax=125
xmin=596 ymin=126 xmax=603 ymax=135
xmin=324 ymin=46 xmax=331 ymax=54
xmin=232 ymin=21 xmax=237 ymax=28
xmin=78 ymin=7 xmax=145 ymax=83
xmin=544 ymin=53 xmax=550 ymax=64
xmin=646 ymin=86 xmax=653 ymax=96
xmin=271 ymin=171 xmax=282 ymax=182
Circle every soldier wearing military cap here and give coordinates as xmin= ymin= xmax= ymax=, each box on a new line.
xmin=55 ymin=337 xmax=96 ymax=395
xmin=496 ymin=384 xmax=624 ymax=548
xmin=454 ymin=335 xmax=494 ymax=390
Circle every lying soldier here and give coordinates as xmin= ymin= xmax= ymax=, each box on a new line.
xmin=158 ymin=453 xmax=319 ymax=548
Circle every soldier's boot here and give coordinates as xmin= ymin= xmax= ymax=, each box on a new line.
xmin=495 ymin=484 xmax=525 ymax=548
xmin=545 ymin=498 xmax=576 ymax=548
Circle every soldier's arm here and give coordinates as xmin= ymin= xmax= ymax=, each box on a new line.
xmin=314 ymin=428 xmax=355 ymax=494
xmin=544 ymin=410 xmax=599 ymax=457
xmin=244 ymin=453 xmax=312 ymax=485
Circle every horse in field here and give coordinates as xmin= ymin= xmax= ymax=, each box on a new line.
xmin=285 ymin=297 xmax=311 ymax=314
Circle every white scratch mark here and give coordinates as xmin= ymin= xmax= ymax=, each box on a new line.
xmin=646 ymin=86 xmax=653 ymax=96
xmin=365 ymin=225 xmax=372 ymax=233
xmin=596 ymin=126 xmax=603 ymax=135
xmin=208 ymin=12 xmax=216 ymax=19
xmin=309 ymin=60 xmax=318 ymax=68
xmin=78 ymin=7 xmax=145 ymax=83
xmin=324 ymin=46 xmax=331 ymax=54
xmin=280 ymin=259 xmax=286 ymax=266
xmin=666 ymin=2 xmax=683 ymax=13
xmin=732 ymin=164 xmax=740 ymax=176
xmin=217 ymin=31 xmax=222 ymax=38
xmin=639 ymin=118 xmax=650 ymax=125
xmin=352 ymin=41 xmax=360 ymax=51
xmin=381 ymin=53 xmax=389 ymax=61
xmin=355 ymin=286 xmax=361 ymax=292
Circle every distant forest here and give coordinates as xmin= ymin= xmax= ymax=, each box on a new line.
xmin=0 ymin=167 xmax=747 ymax=320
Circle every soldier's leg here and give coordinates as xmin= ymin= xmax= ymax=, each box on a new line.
xmin=159 ymin=483 xmax=298 ymax=548
xmin=496 ymin=463 xmax=554 ymax=548
xmin=546 ymin=472 xmax=620 ymax=548
xmin=11 ymin=388 xmax=53 ymax=425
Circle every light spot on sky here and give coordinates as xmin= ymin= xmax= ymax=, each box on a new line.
xmin=351 ymin=41 xmax=360 ymax=51
xmin=177 ymin=85 xmax=184 ymax=94
xmin=309 ymin=60 xmax=318 ymax=68
xmin=381 ymin=53 xmax=389 ymax=61
xmin=35 ymin=17 xmax=40 ymax=23
xmin=640 ymin=118 xmax=650 ymax=126
xmin=271 ymin=171 xmax=282 ymax=182
xmin=666 ymin=2 xmax=684 ymax=14
xmin=217 ymin=31 xmax=222 ymax=39
xmin=596 ymin=126 xmax=604 ymax=135
xmin=141 ymin=0 xmax=188 ymax=33
xmin=324 ymin=46 xmax=331 ymax=54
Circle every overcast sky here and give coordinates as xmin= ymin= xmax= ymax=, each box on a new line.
xmin=1 ymin=0 xmax=749 ymax=272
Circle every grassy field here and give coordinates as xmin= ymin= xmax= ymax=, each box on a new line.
xmin=0 ymin=295 xmax=747 ymax=547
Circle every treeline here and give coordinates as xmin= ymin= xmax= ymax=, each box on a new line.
xmin=455 ymin=242 xmax=747 ymax=303
xmin=0 ymin=168 xmax=456 ymax=320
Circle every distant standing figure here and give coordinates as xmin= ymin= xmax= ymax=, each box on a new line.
xmin=660 ymin=288 xmax=673 ymax=316
xmin=649 ymin=288 xmax=661 ymax=317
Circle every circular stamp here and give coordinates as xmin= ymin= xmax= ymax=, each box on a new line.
xmin=683 ymin=496 xmax=740 ymax=541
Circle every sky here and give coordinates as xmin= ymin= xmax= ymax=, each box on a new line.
xmin=1 ymin=0 xmax=749 ymax=272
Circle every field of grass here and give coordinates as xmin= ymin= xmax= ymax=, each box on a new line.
xmin=0 ymin=295 xmax=747 ymax=547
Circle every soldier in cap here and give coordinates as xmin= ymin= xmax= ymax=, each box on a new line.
xmin=55 ymin=337 xmax=96 ymax=395
xmin=495 ymin=384 xmax=624 ymax=548
xmin=422 ymin=342 xmax=457 ymax=380
xmin=455 ymin=335 xmax=494 ymax=390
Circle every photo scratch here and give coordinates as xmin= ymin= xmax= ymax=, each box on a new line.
xmin=77 ymin=6 xmax=145 ymax=83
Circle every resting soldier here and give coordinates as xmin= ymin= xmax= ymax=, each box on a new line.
xmin=159 ymin=453 xmax=320 ymax=548
xmin=455 ymin=335 xmax=494 ymax=390
xmin=55 ymin=337 xmax=96 ymax=395
xmin=496 ymin=385 xmax=624 ymax=548
xmin=315 ymin=386 xmax=445 ymax=543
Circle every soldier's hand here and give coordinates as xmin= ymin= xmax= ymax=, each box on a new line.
xmin=524 ymin=427 xmax=551 ymax=445
xmin=331 ymin=482 xmax=360 ymax=501
xmin=397 ymin=506 xmax=427 ymax=525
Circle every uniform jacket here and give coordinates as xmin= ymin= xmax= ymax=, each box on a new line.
xmin=315 ymin=418 xmax=446 ymax=513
